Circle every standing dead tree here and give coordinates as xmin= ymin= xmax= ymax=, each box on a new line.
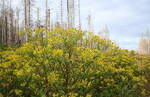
xmin=15 ymin=8 xmax=20 ymax=43
xmin=67 ymin=0 xmax=75 ymax=28
xmin=87 ymin=13 xmax=93 ymax=32
xmin=8 ymin=0 xmax=16 ymax=45
xmin=45 ymin=0 xmax=48 ymax=29
xmin=0 ymin=0 xmax=17 ymax=45
xmin=23 ymin=0 xmax=33 ymax=42
xmin=98 ymin=25 xmax=110 ymax=39
xmin=47 ymin=9 xmax=51 ymax=30
xmin=0 ymin=0 xmax=83 ymax=45
xmin=24 ymin=0 xmax=28 ymax=42
xmin=139 ymin=29 xmax=150 ymax=55
xmin=77 ymin=0 xmax=81 ymax=29
xmin=36 ymin=8 xmax=40 ymax=27
xmin=0 ymin=0 xmax=6 ymax=45
xmin=60 ymin=0 xmax=63 ymax=26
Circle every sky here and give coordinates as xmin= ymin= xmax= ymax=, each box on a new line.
xmin=79 ymin=0 xmax=150 ymax=50
xmin=12 ymin=0 xmax=150 ymax=50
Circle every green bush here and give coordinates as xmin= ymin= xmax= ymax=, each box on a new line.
xmin=0 ymin=28 xmax=148 ymax=97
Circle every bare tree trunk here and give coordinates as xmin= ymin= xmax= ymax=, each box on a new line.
xmin=16 ymin=8 xmax=20 ymax=43
xmin=47 ymin=9 xmax=51 ymax=30
xmin=60 ymin=0 xmax=63 ymax=27
xmin=28 ymin=0 xmax=31 ymax=28
xmin=67 ymin=0 xmax=75 ymax=28
xmin=5 ymin=16 xmax=8 ymax=45
xmin=45 ymin=0 xmax=48 ymax=29
xmin=78 ymin=0 xmax=81 ymax=30
xmin=24 ymin=0 xmax=27 ymax=42
xmin=1 ymin=0 xmax=5 ymax=44
xmin=9 ymin=0 xmax=15 ymax=45
xmin=26 ymin=0 xmax=32 ymax=41
xmin=36 ymin=8 xmax=40 ymax=27
xmin=138 ymin=29 xmax=150 ymax=55
xmin=24 ymin=0 xmax=32 ymax=42
xmin=87 ymin=13 xmax=93 ymax=32
xmin=11 ymin=10 xmax=15 ymax=44
xmin=0 ymin=18 xmax=2 ymax=44
xmin=24 ymin=0 xmax=27 ymax=29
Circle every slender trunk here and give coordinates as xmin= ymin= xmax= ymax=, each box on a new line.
xmin=78 ymin=0 xmax=81 ymax=29
xmin=28 ymin=0 xmax=31 ymax=28
xmin=60 ymin=0 xmax=63 ymax=26
xmin=45 ymin=0 xmax=48 ymax=29
xmin=47 ymin=9 xmax=51 ymax=30
xmin=24 ymin=0 xmax=28 ymax=42
xmin=25 ymin=0 xmax=27 ymax=29
xmin=36 ymin=8 xmax=40 ymax=27
xmin=5 ymin=16 xmax=8 ymax=45
xmin=1 ymin=0 xmax=5 ymax=44
xmin=16 ymin=8 xmax=20 ymax=43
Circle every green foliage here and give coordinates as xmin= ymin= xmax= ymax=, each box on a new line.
xmin=138 ymin=55 xmax=150 ymax=96
xmin=0 ymin=28 xmax=149 ymax=97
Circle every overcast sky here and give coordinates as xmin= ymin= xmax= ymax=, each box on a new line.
xmin=13 ymin=0 xmax=150 ymax=50
xmin=80 ymin=0 xmax=150 ymax=50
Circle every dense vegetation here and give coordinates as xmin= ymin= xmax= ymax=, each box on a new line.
xmin=0 ymin=28 xmax=150 ymax=97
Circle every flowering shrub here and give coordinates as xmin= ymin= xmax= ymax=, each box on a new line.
xmin=0 ymin=28 xmax=148 ymax=97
